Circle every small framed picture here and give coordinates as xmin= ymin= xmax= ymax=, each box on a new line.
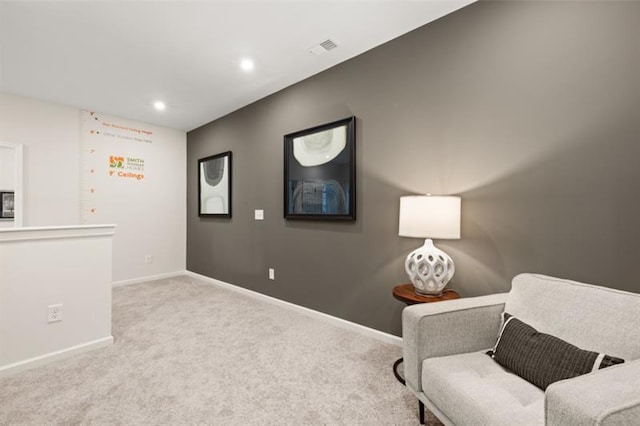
xmin=198 ymin=151 xmax=232 ymax=218
xmin=284 ymin=116 xmax=356 ymax=220
xmin=0 ymin=191 xmax=15 ymax=219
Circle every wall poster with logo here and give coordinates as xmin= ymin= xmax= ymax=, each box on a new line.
xmin=79 ymin=110 xmax=153 ymax=224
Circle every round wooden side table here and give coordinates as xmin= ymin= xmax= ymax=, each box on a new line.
xmin=393 ymin=283 xmax=460 ymax=305
xmin=393 ymin=283 xmax=460 ymax=385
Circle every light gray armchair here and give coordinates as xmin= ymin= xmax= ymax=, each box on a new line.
xmin=402 ymin=273 xmax=640 ymax=425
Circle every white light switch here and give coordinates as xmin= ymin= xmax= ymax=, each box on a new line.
xmin=254 ymin=209 xmax=264 ymax=220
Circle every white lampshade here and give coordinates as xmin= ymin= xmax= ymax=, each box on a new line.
xmin=399 ymin=195 xmax=461 ymax=239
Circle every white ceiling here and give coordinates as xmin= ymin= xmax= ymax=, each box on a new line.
xmin=0 ymin=1 xmax=474 ymax=131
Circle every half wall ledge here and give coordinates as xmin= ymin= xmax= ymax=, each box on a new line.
xmin=0 ymin=224 xmax=116 ymax=377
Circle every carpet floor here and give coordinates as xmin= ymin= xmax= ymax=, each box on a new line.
xmin=0 ymin=275 xmax=443 ymax=425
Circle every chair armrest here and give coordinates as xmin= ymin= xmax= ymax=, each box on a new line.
xmin=545 ymin=359 xmax=640 ymax=426
xmin=402 ymin=293 xmax=507 ymax=392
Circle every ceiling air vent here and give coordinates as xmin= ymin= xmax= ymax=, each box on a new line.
xmin=308 ymin=39 xmax=339 ymax=56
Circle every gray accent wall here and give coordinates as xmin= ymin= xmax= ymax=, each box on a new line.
xmin=187 ymin=1 xmax=640 ymax=335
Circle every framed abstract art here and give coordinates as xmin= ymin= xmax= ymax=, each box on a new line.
xmin=284 ymin=117 xmax=355 ymax=220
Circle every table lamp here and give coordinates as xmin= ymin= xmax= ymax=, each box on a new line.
xmin=398 ymin=194 xmax=461 ymax=296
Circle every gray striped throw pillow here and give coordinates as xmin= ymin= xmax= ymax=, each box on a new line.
xmin=487 ymin=313 xmax=624 ymax=390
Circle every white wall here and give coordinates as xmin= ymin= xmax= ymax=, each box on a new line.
xmin=0 ymin=225 xmax=115 ymax=376
xmin=0 ymin=93 xmax=79 ymax=226
xmin=0 ymin=93 xmax=186 ymax=282
xmin=78 ymin=110 xmax=187 ymax=282
xmin=0 ymin=146 xmax=15 ymax=190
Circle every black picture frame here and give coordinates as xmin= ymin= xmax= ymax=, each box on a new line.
xmin=198 ymin=151 xmax=232 ymax=218
xmin=0 ymin=191 xmax=15 ymax=219
xmin=284 ymin=116 xmax=356 ymax=220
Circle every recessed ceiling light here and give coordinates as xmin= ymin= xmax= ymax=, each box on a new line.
xmin=240 ymin=58 xmax=255 ymax=72
xmin=153 ymin=101 xmax=166 ymax=111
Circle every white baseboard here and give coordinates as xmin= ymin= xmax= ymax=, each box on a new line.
xmin=0 ymin=336 xmax=113 ymax=378
xmin=112 ymin=270 xmax=186 ymax=287
xmin=184 ymin=271 xmax=402 ymax=347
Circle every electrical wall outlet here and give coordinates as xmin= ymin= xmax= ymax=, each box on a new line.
xmin=268 ymin=268 xmax=275 ymax=280
xmin=255 ymin=209 xmax=264 ymax=220
xmin=48 ymin=304 xmax=63 ymax=323
xmin=145 ymin=255 xmax=153 ymax=264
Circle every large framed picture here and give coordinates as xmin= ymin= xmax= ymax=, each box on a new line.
xmin=0 ymin=191 xmax=15 ymax=219
xmin=284 ymin=116 xmax=356 ymax=220
xmin=198 ymin=151 xmax=232 ymax=218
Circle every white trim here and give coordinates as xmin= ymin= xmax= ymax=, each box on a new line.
xmin=112 ymin=270 xmax=187 ymax=287
xmin=185 ymin=270 xmax=402 ymax=346
xmin=0 ymin=336 xmax=113 ymax=378
xmin=491 ymin=314 xmax=516 ymax=355
xmin=5 ymin=224 xmax=116 ymax=232
xmin=0 ymin=224 xmax=116 ymax=242
xmin=592 ymin=353 xmax=605 ymax=373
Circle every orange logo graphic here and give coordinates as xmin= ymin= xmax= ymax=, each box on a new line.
xmin=109 ymin=156 xmax=125 ymax=168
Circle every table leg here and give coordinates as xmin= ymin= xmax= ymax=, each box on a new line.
xmin=393 ymin=357 xmax=405 ymax=385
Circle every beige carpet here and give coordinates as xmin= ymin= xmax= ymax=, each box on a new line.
xmin=0 ymin=275 xmax=442 ymax=425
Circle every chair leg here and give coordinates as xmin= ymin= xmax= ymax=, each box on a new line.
xmin=419 ymin=400 xmax=425 ymax=425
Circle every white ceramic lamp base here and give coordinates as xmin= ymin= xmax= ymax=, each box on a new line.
xmin=405 ymin=239 xmax=455 ymax=296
